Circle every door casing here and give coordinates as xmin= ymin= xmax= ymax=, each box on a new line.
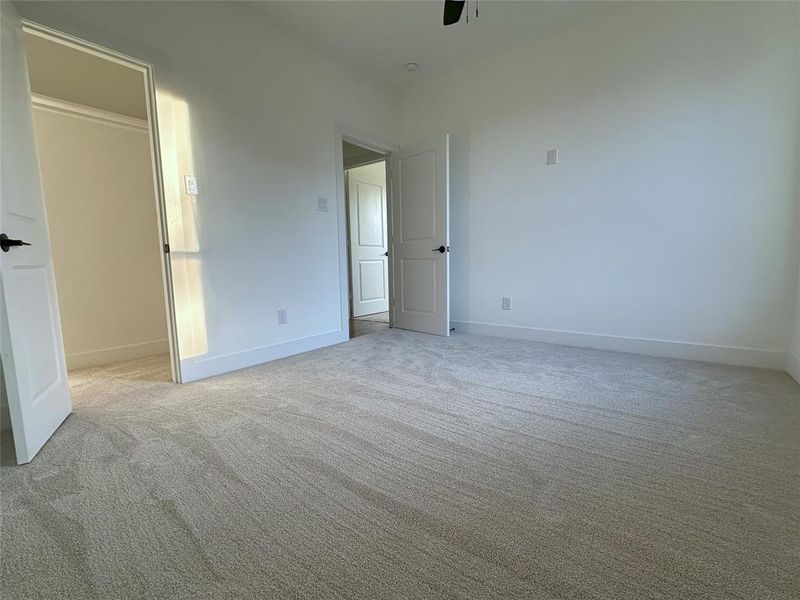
xmin=335 ymin=125 xmax=397 ymax=333
xmin=20 ymin=20 xmax=182 ymax=383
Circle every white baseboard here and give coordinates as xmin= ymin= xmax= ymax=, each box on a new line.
xmin=180 ymin=328 xmax=348 ymax=383
xmin=451 ymin=320 xmax=787 ymax=370
xmin=786 ymin=352 xmax=800 ymax=384
xmin=67 ymin=339 xmax=170 ymax=371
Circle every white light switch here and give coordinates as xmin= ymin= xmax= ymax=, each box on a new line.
xmin=277 ymin=308 xmax=287 ymax=325
xmin=184 ymin=175 xmax=198 ymax=195
xmin=546 ymin=149 xmax=558 ymax=165
xmin=317 ymin=196 xmax=328 ymax=212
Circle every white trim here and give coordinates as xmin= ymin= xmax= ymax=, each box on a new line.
xmin=138 ymin=38 xmax=181 ymax=384
xmin=66 ymin=339 xmax=170 ymax=371
xmin=335 ymin=123 xmax=398 ymax=333
xmin=451 ymin=320 xmax=787 ymax=370
xmin=31 ymin=94 xmax=148 ymax=131
xmin=341 ymin=128 xmax=397 ymax=156
xmin=22 ymin=22 xmax=150 ymax=73
xmin=21 ymin=20 xmax=182 ymax=384
xmin=786 ymin=352 xmax=800 ymax=384
xmin=180 ymin=329 xmax=348 ymax=383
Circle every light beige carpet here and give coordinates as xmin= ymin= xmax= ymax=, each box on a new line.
xmin=1 ymin=329 xmax=798 ymax=599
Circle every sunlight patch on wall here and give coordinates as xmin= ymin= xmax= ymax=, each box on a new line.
xmin=157 ymin=92 xmax=208 ymax=359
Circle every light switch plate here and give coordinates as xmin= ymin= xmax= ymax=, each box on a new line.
xmin=502 ymin=296 xmax=512 ymax=310
xmin=317 ymin=196 xmax=328 ymax=212
xmin=546 ymin=149 xmax=558 ymax=166
xmin=277 ymin=308 xmax=287 ymax=325
xmin=184 ymin=175 xmax=198 ymax=195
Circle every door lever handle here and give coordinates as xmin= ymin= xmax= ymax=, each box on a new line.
xmin=432 ymin=245 xmax=447 ymax=253
xmin=1 ymin=234 xmax=31 ymax=252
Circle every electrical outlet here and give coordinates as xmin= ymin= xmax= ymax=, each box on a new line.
xmin=184 ymin=175 xmax=198 ymax=195
xmin=277 ymin=308 xmax=287 ymax=325
xmin=546 ymin=149 xmax=558 ymax=166
xmin=502 ymin=296 xmax=512 ymax=310
xmin=317 ymin=196 xmax=328 ymax=212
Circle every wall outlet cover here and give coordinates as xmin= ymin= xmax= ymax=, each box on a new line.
xmin=546 ymin=149 xmax=558 ymax=165
xmin=277 ymin=308 xmax=287 ymax=325
xmin=317 ymin=196 xmax=328 ymax=212
xmin=184 ymin=175 xmax=198 ymax=195
xmin=502 ymin=296 xmax=512 ymax=310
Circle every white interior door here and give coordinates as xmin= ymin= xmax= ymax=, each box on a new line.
xmin=391 ymin=134 xmax=450 ymax=336
xmin=348 ymin=162 xmax=389 ymax=317
xmin=1 ymin=4 xmax=72 ymax=464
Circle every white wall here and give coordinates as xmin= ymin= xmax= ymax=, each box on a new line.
xmin=17 ymin=1 xmax=399 ymax=381
xmin=32 ymin=103 xmax=169 ymax=369
xmin=16 ymin=2 xmax=800 ymax=377
xmin=401 ymin=2 xmax=800 ymax=368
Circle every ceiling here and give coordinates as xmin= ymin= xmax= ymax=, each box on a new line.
xmin=343 ymin=141 xmax=385 ymax=167
xmin=248 ymin=1 xmax=620 ymax=89
xmin=24 ymin=32 xmax=147 ymax=119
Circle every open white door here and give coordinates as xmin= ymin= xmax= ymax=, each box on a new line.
xmin=348 ymin=162 xmax=389 ymax=317
xmin=391 ymin=134 xmax=450 ymax=336
xmin=1 ymin=4 xmax=72 ymax=464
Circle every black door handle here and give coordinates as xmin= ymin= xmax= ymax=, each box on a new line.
xmin=432 ymin=245 xmax=447 ymax=253
xmin=383 ymin=251 xmax=389 ymax=257
xmin=1 ymin=234 xmax=31 ymax=253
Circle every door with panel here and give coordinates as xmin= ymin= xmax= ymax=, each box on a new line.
xmin=0 ymin=4 xmax=72 ymax=464
xmin=390 ymin=134 xmax=450 ymax=336
xmin=348 ymin=162 xmax=389 ymax=318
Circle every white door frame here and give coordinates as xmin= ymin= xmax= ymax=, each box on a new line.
xmin=334 ymin=124 xmax=397 ymax=334
xmin=20 ymin=20 xmax=182 ymax=383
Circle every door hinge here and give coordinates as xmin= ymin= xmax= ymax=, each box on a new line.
xmin=163 ymin=243 xmax=170 ymax=254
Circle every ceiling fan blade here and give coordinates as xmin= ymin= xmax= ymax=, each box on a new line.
xmin=443 ymin=0 xmax=466 ymax=26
